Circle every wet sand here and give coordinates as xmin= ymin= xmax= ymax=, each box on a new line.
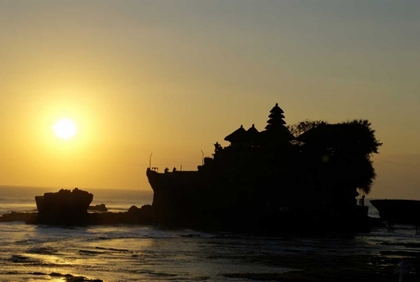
xmin=222 ymin=240 xmax=420 ymax=281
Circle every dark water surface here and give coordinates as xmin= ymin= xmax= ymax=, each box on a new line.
xmin=0 ymin=186 xmax=419 ymax=281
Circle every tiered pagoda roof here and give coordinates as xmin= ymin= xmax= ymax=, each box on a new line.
xmin=265 ymin=103 xmax=286 ymax=130
xmin=224 ymin=103 xmax=294 ymax=146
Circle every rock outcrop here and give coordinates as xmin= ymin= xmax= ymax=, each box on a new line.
xmin=88 ymin=204 xmax=108 ymax=212
xmin=35 ymin=188 xmax=93 ymax=225
xmin=87 ymin=205 xmax=154 ymax=225
xmin=1 ymin=188 xmax=155 ymax=226
xmin=0 ymin=212 xmax=37 ymax=223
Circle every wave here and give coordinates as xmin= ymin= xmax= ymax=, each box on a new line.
xmin=79 ymin=249 xmax=104 ymax=255
xmin=0 ymin=270 xmax=104 ymax=282
xmin=26 ymin=246 xmax=57 ymax=255
xmin=8 ymin=254 xmax=60 ymax=266
xmin=9 ymin=254 xmax=33 ymax=263
xmin=95 ymin=246 xmax=130 ymax=252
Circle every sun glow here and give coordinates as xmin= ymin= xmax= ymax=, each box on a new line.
xmin=52 ymin=119 xmax=77 ymax=140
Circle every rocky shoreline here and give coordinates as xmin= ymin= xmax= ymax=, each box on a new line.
xmin=0 ymin=188 xmax=391 ymax=233
xmin=0 ymin=207 xmax=154 ymax=226
xmin=0 ymin=188 xmax=154 ymax=226
xmin=0 ymin=188 xmax=385 ymax=236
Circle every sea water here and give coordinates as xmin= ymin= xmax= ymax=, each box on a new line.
xmin=0 ymin=186 xmax=419 ymax=281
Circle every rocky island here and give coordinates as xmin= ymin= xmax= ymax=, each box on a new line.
xmin=147 ymin=103 xmax=382 ymax=233
xmin=35 ymin=188 xmax=93 ymax=225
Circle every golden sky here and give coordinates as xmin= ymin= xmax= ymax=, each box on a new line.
xmin=1 ymin=1 xmax=419 ymax=199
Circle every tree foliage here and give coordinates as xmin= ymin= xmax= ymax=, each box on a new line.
xmin=206 ymin=115 xmax=382 ymax=215
xmin=288 ymin=120 xmax=327 ymax=138
xmin=290 ymin=119 xmax=382 ymax=194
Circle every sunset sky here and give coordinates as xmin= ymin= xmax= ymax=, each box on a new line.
xmin=1 ymin=1 xmax=419 ymax=199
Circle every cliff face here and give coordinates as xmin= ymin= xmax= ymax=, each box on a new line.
xmin=147 ymin=169 xmax=205 ymax=226
xmin=146 ymin=168 xmax=369 ymax=233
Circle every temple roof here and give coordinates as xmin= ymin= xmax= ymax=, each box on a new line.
xmin=224 ymin=125 xmax=247 ymax=142
xmin=246 ymin=124 xmax=260 ymax=143
xmin=268 ymin=112 xmax=285 ymax=119
xmin=224 ymin=103 xmax=289 ymax=144
xmin=247 ymin=124 xmax=259 ymax=134
xmin=270 ymin=103 xmax=284 ymax=114
xmin=265 ymin=119 xmax=286 ymax=127
xmin=260 ymin=129 xmax=294 ymax=143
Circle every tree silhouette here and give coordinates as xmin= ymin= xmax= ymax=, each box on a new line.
xmin=288 ymin=120 xmax=327 ymax=138
xmin=296 ymin=119 xmax=381 ymax=194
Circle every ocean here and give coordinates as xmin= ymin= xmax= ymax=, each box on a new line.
xmin=0 ymin=186 xmax=419 ymax=281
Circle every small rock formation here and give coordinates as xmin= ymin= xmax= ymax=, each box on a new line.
xmin=88 ymin=204 xmax=108 ymax=212
xmin=87 ymin=205 xmax=155 ymax=225
xmin=1 ymin=189 xmax=156 ymax=226
xmin=0 ymin=212 xmax=37 ymax=223
xmin=127 ymin=205 xmax=154 ymax=224
xmin=35 ymin=188 xmax=93 ymax=225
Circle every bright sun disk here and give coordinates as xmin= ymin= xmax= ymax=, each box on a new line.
xmin=52 ymin=119 xmax=77 ymax=140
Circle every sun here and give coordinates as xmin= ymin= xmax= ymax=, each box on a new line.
xmin=52 ymin=119 xmax=77 ymax=140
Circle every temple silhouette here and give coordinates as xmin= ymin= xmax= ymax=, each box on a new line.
xmin=147 ymin=103 xmax=381 ymax=233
